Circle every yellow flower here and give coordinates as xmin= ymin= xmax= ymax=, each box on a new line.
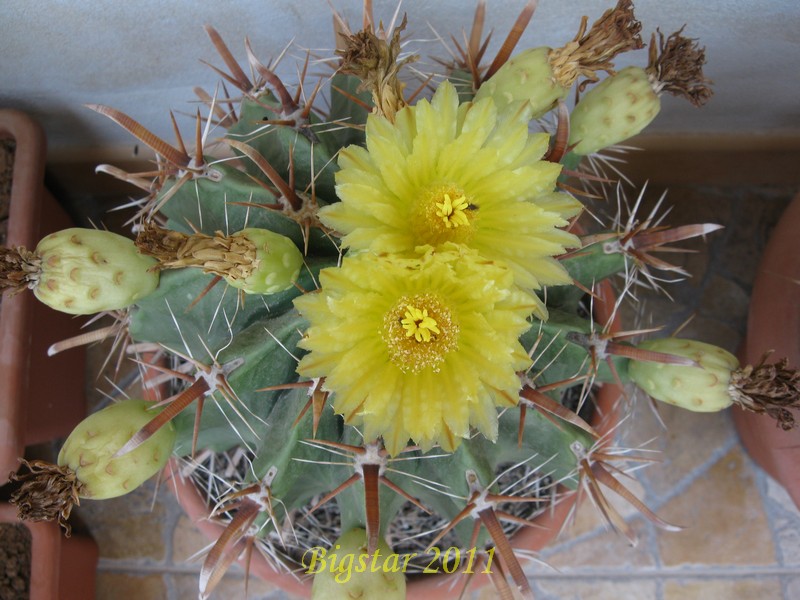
xmin=294 ymin=246 xmax=534 ymax=455
xmin=321 ymin=81 xmax=581 ymax=318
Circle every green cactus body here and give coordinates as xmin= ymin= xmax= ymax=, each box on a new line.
xmin=33 ymin=228 xmax=159 ymax=314
xmin=226 ymin=94 xmax=339 ymax=204
xmin=629 ymin=338 xmax=738 ymax=412
xmin=474 ymin=47 xmax=567 ymax=120
xmin=224 ymin=228 xmax=304 ymax=295
xmin=77 ymin=7 xmax=697 ymax=583
xmin=58 ymin=399 xmax=175 ymax=499
xmin=309 ymin=528 xmax=406 ymax=600
xmin=569 ymin=66 xmax=660 ymax=156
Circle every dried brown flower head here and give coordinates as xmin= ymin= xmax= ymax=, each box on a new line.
xmin=9 ymin=459 xmax=85 ymax=536
xmin=730 ymin=353 xmax=800 ymax=430
xmin=647 ymin=27 xmax=714 ymax=106
xmin=550 ymin=0 xmax=644 ymax=90
xmin=336 ymin=15 xmax=418 ymax=122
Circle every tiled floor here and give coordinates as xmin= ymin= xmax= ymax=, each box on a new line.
xmin=68 ymin=182 xmax=800 ymax=599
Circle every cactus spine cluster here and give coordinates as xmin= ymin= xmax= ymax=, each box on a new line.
xmin=4 ymin=2 xmax=797 ymax=599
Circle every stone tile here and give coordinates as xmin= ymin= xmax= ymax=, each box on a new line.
xmin=765 ymin=472 xmax=800 ymax=518
xmin=96 ymin=572 xmax=167 ymax=599
xmin=764 ymin=476 xmax=800 ymax=566
xmin=169 ymin=572 xmax=289 ymax=600
xmin=542 ymin=520 xmax=656 ymax=571
xmin=533 ymin=579 xmax=659 ymax=600
xmin=657 ymin=446 xmax=776 ymax=566
xmin=557 ymin=476 xmax=649 ymax=541
xmin=172 ymin=513 xmax=214 ymax=565
xmin=681 ymin=252 xmax=712 ymax=294
xmin=665 ymin=186 xmax=736 ymax=229
xmin=632 ymin=401 xmax=734 ymax=499
xmin=75 ymin=480 xmax=169 ymax=561
xmin=663 ymin=578 xmax=783 ymax=600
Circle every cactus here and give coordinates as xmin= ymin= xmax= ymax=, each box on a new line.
xmin=4 ymin=2 xmax=798 ymax=599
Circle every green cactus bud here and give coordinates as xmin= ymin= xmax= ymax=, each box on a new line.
xmin=630 ymin=339 xmax=800 ymax=427
xmin=629 ymin=338 xmax=738 ymax=412
xmin=569 ymin=28 xmax=714 ymax=156
xmin=225 ymin=228 xmax=304 ymax=295
xmin=474 ymin=47 xmax=567 ymax=120
xmin=9 ymin=400 xmax=175 ymax=533
xmin=474 ymin=1 xmax=643 ymax=121
xmin=568 ymin=66 xmax=660 ymax=156
xmin=136 ymin=223 xmax=303 ymax=295
xmin=57 ymin=399 xmax=176 ymax=499
xmin=33 ymin=228 xmax=159 ymax=314
xmin=309 ymin=528 xmax=406 ymax=600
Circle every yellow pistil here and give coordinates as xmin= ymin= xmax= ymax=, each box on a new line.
xmin=413 ymin=184 xmax=476 ymax=246
xmin=435 ymin=194 xmax=470 ymax=229
xmin=383 ymin=293 xmax=458 ymax=373
xmin=401 ymin=305 xmax=440 ymax=342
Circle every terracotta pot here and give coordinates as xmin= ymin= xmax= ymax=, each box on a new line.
xmin=167 ymin=276 xmax=622 ymax=598
xmin=733 ymin=192 xmax=800 ymax=508
xmin=0 ymin=109 xmax=87 ymax=484
xmin=0 ymin=502 xmax=98 ymax=600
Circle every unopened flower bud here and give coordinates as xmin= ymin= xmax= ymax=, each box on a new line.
xmin=474 ymin=47 xmax=568 ymax=121
xmin=475 ymin=0 xmax=643 ymax=121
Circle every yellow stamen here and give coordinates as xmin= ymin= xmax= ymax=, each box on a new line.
xmin=435 ymin=193 xmax=470 ymax=229
xmin=401 ymin=305 xmax=441 ymax=342
xmin=383 ymin=293 xmax=457 ymax=373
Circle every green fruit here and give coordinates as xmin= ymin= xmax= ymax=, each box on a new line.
xmin=225 ymin=228 xmax=304 ymax=295
xmin=474 ymin=47 xmax=568 ymax=120
xmin=34 ymin=228 xmax=159 ymax=314
xmin=569 ymin=66 xmax=661 ymax=155
xmin=58 ymin=399 xmax=175 ymax=499
xmin=309 ymin=528 xmax=406 ymax=600
xmin=629 ymin=338 xmax=738 ymax=412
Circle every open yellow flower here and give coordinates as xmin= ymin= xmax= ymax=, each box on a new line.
xmin=321 ymin=80 xmax=581 ymax=318
xmin=294 ymin=245 xmax=535 ymax=455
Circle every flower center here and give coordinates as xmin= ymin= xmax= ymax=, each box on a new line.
xmin=435 ymin=193 xmax=470 ymax=229
xmin=401 ymin=305 xmax=440 ymax=342
xmin=413 ymin=183 xmax=476 ymax=246
xmin=383 ymin=293 xmax=458 ymax=373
